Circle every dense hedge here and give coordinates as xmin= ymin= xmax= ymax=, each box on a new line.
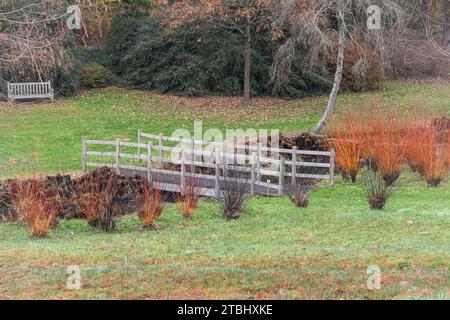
xmin=73 ymin=47 xmax=111 ymax=69
xmin=80 ymin=62 xmax=114 ymax=88
xmin=106 ymin=15 xmax=333 ymax=98
xmin=338 ymin=41 xmax=385 ymax=92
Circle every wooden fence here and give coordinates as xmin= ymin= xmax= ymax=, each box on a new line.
xmin=82 ymin=132 xmax=334 ymax=197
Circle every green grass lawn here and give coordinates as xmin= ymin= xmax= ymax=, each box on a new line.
xmin=0 ymin=81 xmax=449 ymax=299
xmin=1 ymin=80 xmax=449 ymax=175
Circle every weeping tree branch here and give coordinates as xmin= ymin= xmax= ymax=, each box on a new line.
xmin=271 ymin=0 xmax=409 ymax=135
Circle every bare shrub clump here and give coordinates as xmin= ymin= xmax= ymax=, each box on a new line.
xmin=216 ymin=170 xmax=251 ymax=220
xmin=284 ymin=182 xmax=315 ymax=208
xmin=45 ymin=174 xmax=79 ymax=219
xmin=363 ymin=171 xmax=395 ymax=210
xmin=77 ymin=170 xmax=121 ymax=232
xmin=0 ymin=179 xmax=17 ymax=223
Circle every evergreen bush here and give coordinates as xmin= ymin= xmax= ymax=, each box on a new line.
xmin=106 ymin=15 xmax=332 ymax=98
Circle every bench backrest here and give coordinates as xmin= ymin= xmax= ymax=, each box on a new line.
xmin=7 ymin=82 xmax=53 ymax=97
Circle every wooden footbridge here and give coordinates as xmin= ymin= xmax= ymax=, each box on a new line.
xmin=82 ymin=131 xmax=335 ymax=197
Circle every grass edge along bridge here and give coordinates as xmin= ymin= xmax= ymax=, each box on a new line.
xmin=82 ymin=131 xmax=335 ymax=197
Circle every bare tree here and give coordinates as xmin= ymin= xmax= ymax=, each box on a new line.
xmin=418 ymin=0 xmax=450 ymax=56
xmin=0 ymin=0 xmax=72 ymax=98
xmin=271 ymin=0 xmax=408 ymax=135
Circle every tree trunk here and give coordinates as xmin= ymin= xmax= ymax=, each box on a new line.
xmin=419 ymin=0 xmax=429 ymax=16
xmin=311 ymin=6 xmax=346 ymax=135
xmin=443 ymin=0 xmax=449 ymax=48
xmin=243 ymin=24 xmax=251 ymax=103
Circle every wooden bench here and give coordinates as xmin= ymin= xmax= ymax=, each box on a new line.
xmin=7 ymin=82 xmax=54 ymax=103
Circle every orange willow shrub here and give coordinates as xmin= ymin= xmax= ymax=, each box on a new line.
xmin=421 ymin=146 xmax=448 ymax=187
xmin=405 ymin=119 xmax=448 ymax=187
xmin=327 ymin=102 xmax=448 ymax=186
xmin=326 ymin=112 xmax=367 ymax=183
xmin=137 ymin=180 xmax=165 ymax=230
xmin=368 ymin=111 xmax=406 ymax=186
xmin=404 ymin=105 xmax=435 ymax=174
xmin=405 ymin=118 xmax=427 ymax=174
xmin=175 ymin=175 xmax=201 ymax=218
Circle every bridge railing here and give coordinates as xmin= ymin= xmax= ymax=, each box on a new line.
xmin=82 ymin=133 xmax=334 ymax=197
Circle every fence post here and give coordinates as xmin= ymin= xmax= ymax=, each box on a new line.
xmin=215 ymin=150 xmax=220 ymax=193
xmin=279 ymin=157 xmax=285 ymax=196
xmin=137 ymin=129 xmax=142 ymax=162
xmin=147 ymin=141 xmax=153 ymax=185
xmin=291 ymin=146 xmax=297 ymax=185
xmin=158 ymin=133 xmax=163 ymax=167
xmin=190 ymin=137 xmax=195 ymax=173
xmin=251 ymin=152 xmax=256 ymax=195
xmin=257 ymin=142 xmax=262 ymax=182
xmin=223 ymin=141 xmax=227 ymax=178
xmin=7 ymin=82 xmax=10 ymax=102
xmin=82 ymin=137 xmax=87 ymax=173
xmin=181 ymin=148 xmax=186 ymax=195
xmin=330 ymin=148 xmax=335 ymax=186
xmin=232 ymin=139 xmax=236 ymax=165
xmin=115 ymin=138 xmax=121 ymax=174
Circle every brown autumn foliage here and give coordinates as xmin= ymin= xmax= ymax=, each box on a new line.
xmin=77 ymin=171 xmax=121 ymax=232
xmin=157 ymin=0 xmax=277 ymax=31
xmin=8 ymin=179 xmax=61 ymax=237
xmin=76 ymin=0 xmax=115 ymax=47
xmin=137 ymin=179 xmax=165 ymax=230
xmin=331 ymin=39 xmax=385 ymax=92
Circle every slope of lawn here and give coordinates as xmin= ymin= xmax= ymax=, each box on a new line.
xmin=1 ymin=80 xmax=449 ymax=175
xmin=0 ymin=80 xmax=449 ymax=299
xmin=0 ymin=173 xmax=449 ymax=299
